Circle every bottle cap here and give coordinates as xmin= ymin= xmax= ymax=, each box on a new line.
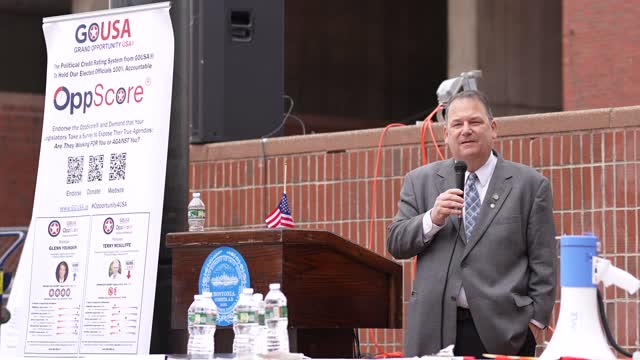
xmin=252 ymin=293 xmax=263 ymax=301
xmin=242 ymin=287 xmax=254 ymax=295
xmin=193 ymin=192 xmax=201 ymax=198
xmin=269 ymin=283 xmax=281 ymax=290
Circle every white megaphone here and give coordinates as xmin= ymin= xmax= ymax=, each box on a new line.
xmin=540 ymin=234 xmax=640 ymax=360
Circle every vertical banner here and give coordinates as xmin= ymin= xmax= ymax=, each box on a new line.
xmin=9 ymin=2 xmax=174 ymax=356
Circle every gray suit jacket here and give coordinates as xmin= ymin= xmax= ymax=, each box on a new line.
xmin=387 ymin=154 xmax=556 ymax=356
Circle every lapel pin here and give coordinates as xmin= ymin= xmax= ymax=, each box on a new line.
xmin=491 ymin=193 xmax=499 ymax=201
xmin=490 ymin=203 xmax=496 ymax=208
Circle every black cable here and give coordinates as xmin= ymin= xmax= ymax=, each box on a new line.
xmin=261 ymin=95 xmax=295 ymax=139
xmin=288 ymin=114 xmax=307 ymax=135
xmin=440 ymin=219 xmax=463 ymax=350
xmin=353 ymin=328 xmax=355 ymax=358
xmin=353 ymin=328 xmax=361 ymax=358
xmin=597 ymin=289 xmax=633 ymax=358
xmin=260 ymin=137 xmax=268 ymax=218
xmin=438 ymin=162 xmax=467 ymax=349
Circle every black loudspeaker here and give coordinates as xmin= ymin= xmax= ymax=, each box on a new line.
xmin=190 ymin=0 xmax=284 ymax=143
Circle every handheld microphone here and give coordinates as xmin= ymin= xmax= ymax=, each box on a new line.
xmin=454 ymin=161 xmax=467 ymax=223
xmin=454 ymin=160 xmax=467 ymax=195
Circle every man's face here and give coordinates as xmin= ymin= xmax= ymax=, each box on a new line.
xmin=444 ymin=97 xmax=497 ymax=168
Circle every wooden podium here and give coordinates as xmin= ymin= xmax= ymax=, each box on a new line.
xmin=166 ymin=229 xmax=402 ymax=358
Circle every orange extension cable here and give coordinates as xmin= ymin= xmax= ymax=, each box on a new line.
xmin=420 ymin=104 xmax=445 ymax=166
xmin=365 ymin=105 xmax=445 ymax=358
xmin=368 ymin=122 xmax=405 ymax=358
xmin=415 ymin=105 xmax=446 ymax=280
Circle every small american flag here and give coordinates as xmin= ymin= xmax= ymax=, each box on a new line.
xmin=265 ymin=193 xmax=295 ymax=228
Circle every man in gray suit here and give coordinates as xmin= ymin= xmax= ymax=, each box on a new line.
xmin=387 ymin=90 xmax=556 ymax=357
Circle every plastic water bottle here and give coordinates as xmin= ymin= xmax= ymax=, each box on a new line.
xmin=202 ymin=291 xmax=217 ymax=343
xmin=264 ymin=283 xmax=289 ymax=353
xmin=252 ymin=293 xmax=266 ymax=354
xmin=187 ymin=294 xmax=216 ymax=359
xmin=188 ymin=192 xmax=206 ymax=231
xmin=233 ymin=288 xmax=258 ymax=357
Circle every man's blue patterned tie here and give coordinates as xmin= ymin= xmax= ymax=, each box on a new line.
xmin=464 ymin=172 xmax=480 ymax=241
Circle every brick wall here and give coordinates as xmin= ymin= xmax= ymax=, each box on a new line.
xmin=1 ymin=88 xmax=638 ymax=354
xmin=0 ymin=92 xmax=44 ymax=227
xmin=563 ymin=0 xmax=640 ymax=111
xmin=190 ymin=106 xmax=640 ymax=355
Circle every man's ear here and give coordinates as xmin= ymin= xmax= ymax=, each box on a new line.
xmin=490 ymin=120 xmax=497 ymax=140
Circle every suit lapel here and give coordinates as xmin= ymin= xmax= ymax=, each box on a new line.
xmin=436 ymin=159 xmax=465 ymax=240
xmin=461 ymin=156 xmax=513 ymax=261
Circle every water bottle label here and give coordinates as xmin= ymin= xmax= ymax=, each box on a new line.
xmin=265 ymin=307 xmax=277 ymax=319
xmin=265 ymin=306 xmax=287 ymax=319
xmin=189 ymin=311 xmax=216 ymax=326
xmin=236 ymin=310 xmax=257 ymax=323
xmin=189 ymin=313 xmax=207 ymax=325
xmin=188 ymin=209 xmax=205 ymax=220
xmin=258 ymin=312 xmax=265 ymax=325
xmin=205 ymin=311 xmax=217 ymax=325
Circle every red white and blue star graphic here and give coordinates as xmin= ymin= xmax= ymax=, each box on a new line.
xmin=89 ymin=24 xmax=99 ymax=42
xmin=116 ymin=88 xmax=126 ymax=104
xmin=48 ymin=220 xmax=61 ymax=237
xmin=103 ymin=217 xmax=114 ymax=234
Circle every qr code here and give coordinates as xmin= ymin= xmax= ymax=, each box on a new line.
xmin=109 ymin=152 xmax=127 ymax=181
xmin=88 ymin=155 xmax=104 ymax=182
xmin=66 ymin=156 xmax=84 ymax=184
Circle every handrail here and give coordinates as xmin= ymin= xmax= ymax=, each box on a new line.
xmin=0 ymin=226 xmax=26 ymax=326
xmin=0 ymin=226 xmax=28 ymax=269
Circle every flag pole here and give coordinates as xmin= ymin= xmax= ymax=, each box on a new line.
xmin=283 ymin=159 xmax=287 ymax=194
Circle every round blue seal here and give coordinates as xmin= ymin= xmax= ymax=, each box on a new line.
xmin=199 ymin=246 xmax=250 ymax=326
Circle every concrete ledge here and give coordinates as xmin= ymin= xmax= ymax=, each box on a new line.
xmin=0 ymin=92 xmax=45 ymax=112
xmin=497 ymin=107 xmax=612 ymax=136
xmin=611 ymin=106 xmax=640 ymax=127
xmin=196 ymin=105 xmax=640 ymax=162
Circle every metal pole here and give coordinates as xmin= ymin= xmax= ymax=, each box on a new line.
xmin=108 ymin=0 xmax=189 ymax=353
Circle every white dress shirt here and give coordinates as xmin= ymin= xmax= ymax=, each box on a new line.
xmin=422 ymin=153 xmax=497 ymax=246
